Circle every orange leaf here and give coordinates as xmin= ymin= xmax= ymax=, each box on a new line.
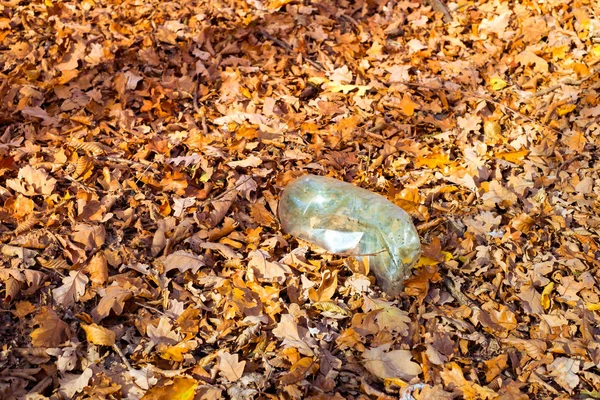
xmin=495 ymin=149 xmax=529 ymax=165
xmin=399 ymin=94 xmax=419 ymax=116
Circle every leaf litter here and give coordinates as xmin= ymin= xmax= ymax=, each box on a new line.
xmin=0 ymin=0 xmax=600 ymax=398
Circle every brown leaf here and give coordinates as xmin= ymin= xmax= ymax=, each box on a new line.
xmin=87 ymin=252 xmax=108 ymax=286
xmin=91 ymin=285 xmax=133 ymax=322
xmin=362 ymin=343 xmax=421 ymax=381
xmin=52 ymin=270 xmax=89 ymax=307
xmin=30 ymin=307 xmax=71 ymax=347
xmin=162 ymin=250 xmax=205 ymax=274
xmin=218 ymin=351 xmax=246 ymax=382
xmin=6 ymin=165 xmax=57 ymax=196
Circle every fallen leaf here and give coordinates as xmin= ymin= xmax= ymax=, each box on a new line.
xmin=30 ymin=307 xmax=71 ymax=347
xmin=81 ymin=323 xmax=116 ymax=346
xmin=218 ymin=351 xmax=246 ymax=382
xmin=6 ymin=165 xmax=57 ymax=196
xmin=362 ymin=343 xmax=421 ymax=381
xmin=141 ymin=377 xmax=198 ymax=400
xmin=58 ymin=368 xmax=93 ymax=399
xmin=52 ymin=270 xmax=89 ymax=307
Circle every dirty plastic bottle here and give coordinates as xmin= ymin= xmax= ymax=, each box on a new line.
xmin=279 ymin=174 xmax=421 ymax=295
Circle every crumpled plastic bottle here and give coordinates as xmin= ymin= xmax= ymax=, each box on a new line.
xmin=279 ymin=174 xmax=421 ymax=295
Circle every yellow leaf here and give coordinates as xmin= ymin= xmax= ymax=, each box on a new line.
xmin=556 ymin=104 xmax=576 ymax=116
xmin=324 ymin=82 xmax=371 ymax=96
xmin=551 ymin=45 xmax=568 ymax=60
xmin=416 ymin=256 xmax=440 ymax=267
xmin=495 ymin=149 xmax=529 ymax=164
xmin=141 ymin=377 xmax=198 ymax=400
xmin=490 ymin=77 xmax=507 ymax=91
xmin=414 ymin=153 xmax=454 ymax=169
xmin=81 ymin=323 xmax=115 ymax=346
xmin=268 ymin=0 xmax=293 ymax=9
xmin=586 ymin=303 xmax=600 ymax=311
xmin=160 ymin=341 xmax=197 ymax=362
xmin=592 ymin=45 xmax=600 ymax=58
xmin=541 ymin=282 xmax=554 ymax=310
xmin=240 ymin=87 xmax=252 ymax=99
xmin=384 ymin=377 xmax=408 ymax=389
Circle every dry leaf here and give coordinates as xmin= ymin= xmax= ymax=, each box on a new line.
xmin=30 ymin=307 xmax=71 ymax=347
xmin=362 ymin=344 xmax=421 ymax=381
xmin=52 ymin=270 xmax=89 ymax=307
xmin=218 ymin=351 xmax=246 ymax=382
xmin=141 ymin=377 xmax=198 ymax=400
xmin=81 ymin=323 xmax=116 ymax=346
xmin=6 ymin=165 xmax=57 ymax=196
xmin=58 ymin=368 xmax=93 ymax=399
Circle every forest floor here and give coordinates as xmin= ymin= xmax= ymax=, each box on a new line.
xmin=1 ymin=0 xmax=600 ymax=399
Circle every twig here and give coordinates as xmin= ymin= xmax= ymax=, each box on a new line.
xmin=260 ymin=31 xmax=325 ymax=72
xmin=97 ymin=156 xmax=159 ymax=172
xmin=112 ymin=342 xmax=134 ymax=372
xmin=528 ymin=66 xmax=599 ymax=99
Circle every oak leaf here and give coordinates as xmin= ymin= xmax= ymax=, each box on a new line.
xmin=58 ymin=368 xmax=93 ymax=399
xmin=272 ymin=314 xmax=315 ymax=356
xmin=548 ymin=357 xmax=580 ymax=393
xmin=52 ymin=270 xmax=89 ymax=307
xmin=162 ymin=250 xmax=205 ymax=274
xmin=440 ymin=362 xmax=497 ymax=399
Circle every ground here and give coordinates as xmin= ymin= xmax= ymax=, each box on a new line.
xmin=1 ymin=0 xmax=600 ymax=399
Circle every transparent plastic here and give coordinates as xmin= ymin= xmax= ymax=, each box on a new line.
xmin=279 ymin=174 xmax=421 ymax=295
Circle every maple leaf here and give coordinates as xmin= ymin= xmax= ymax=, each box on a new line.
xmin=30 ymin=307 xmax=71 ymax=347
xmin=81 ymin=323 xmax=116 ymax=346
xmin=362 ymin=343 xmax=421 ymax=381
xmin=58 ymin=368 xmax=92 ymax=399
xmin=52 ymin=270 xmax=89 ymax=307
xmin=218 ymin=351 xmax=246 ymax=382
xmin=6 ymin=165 xmax=57 ymax=196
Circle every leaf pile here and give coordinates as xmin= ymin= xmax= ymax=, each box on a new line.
xmin=1 ymin=0 xmax=600 ymax=398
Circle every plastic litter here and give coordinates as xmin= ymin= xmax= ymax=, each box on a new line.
xmin=279 ymin=174 xmax=421 ymax=295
